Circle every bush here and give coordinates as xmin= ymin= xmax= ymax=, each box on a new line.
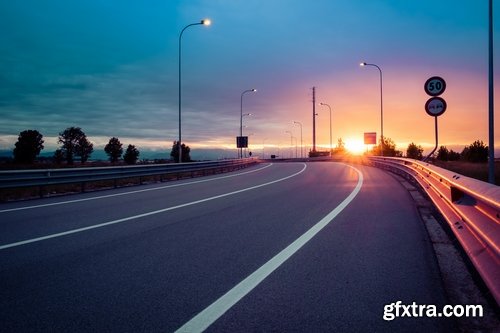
xmin=461 ymin=140 xmax=488 ymax=163
xmin=406 ymin=142 xmax=423 ymax=160
xmin=13 ymin=130 xmax=44 ymax=164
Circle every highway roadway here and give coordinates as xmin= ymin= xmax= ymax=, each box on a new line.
xmin=0 ymin=162 xmax=456 ymax=332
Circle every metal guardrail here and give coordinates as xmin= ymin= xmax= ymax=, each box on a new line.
xmin=0 ymin=159 xmax=257 ymax=189
xmin=369 ymin=156 xmax=500 ymax=305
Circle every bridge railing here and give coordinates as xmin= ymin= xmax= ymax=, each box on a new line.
xmin=0 ymin=159 xmax=257 ymax=190
xmin=369 ymin=156 xmax=499 ymax=305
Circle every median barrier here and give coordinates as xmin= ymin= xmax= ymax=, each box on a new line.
xmin=0 ymin=159 xmax=257 ymax=193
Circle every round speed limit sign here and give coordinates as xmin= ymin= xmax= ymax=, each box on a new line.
xmin=424 ymin=76 xmax=446 ymax=96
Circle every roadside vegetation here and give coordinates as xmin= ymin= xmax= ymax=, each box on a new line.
xmin=1 ymin=128 xmax=194 ymax=170
xmin=404 ymin=140 xmax=498 ymax=184
xmin=1 ymin=129 xmax=497 ymax=185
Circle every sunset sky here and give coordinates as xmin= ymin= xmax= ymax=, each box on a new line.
xmin=0 ymin=0 xmax=498 ymax=158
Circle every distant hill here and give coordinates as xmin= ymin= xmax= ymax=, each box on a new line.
xmin=0 ymin=148 xmax=239 ymax=162
xmin=0 ymin=150 xmax=12 ymax=158
xmin=2 ymin=147 xmax=498 ymax=162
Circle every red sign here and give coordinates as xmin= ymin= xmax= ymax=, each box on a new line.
xmin=364 ymin=132 xmax=377 ymax=145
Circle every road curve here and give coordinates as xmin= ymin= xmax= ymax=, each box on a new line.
xmin=0 ymin=162 xmax=455 ymax=332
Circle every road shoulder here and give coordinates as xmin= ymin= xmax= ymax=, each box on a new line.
xmin=388 ymin=172 xmax=499 ymax=332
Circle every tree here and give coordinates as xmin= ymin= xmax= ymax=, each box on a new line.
xmin=13 ymin=130 xmax=44 ymax=164
xmin=123 ymin=144 xmax=140 ymax=165
xmin=371 ymin=136 xmax=402 ymax=157
xmin=104 ymin=137 xmax=123 ymax=163
xmin=437 ymin=146 xmax=460 ymax=161
xmin=437 ymin=146 xmax=449 ymax=161
xmin=461 ymin=140 xmax=488 ymax=163
xmin=170 ymin=141 xmax=192 ymax=162
xmin=76 ymin=136 xmax=93 ymax=164
xmin=53 ymin=149 xmax=65 ymax=164
xmin=332 ymin=138 xmax=347 ymax=155
xmin=449 ymin=149 xmax=461 ymax=161
xmin=58 ymin=127 xmax=93 ymax=164
xmin=406 ymin=142 xmax=424 ymax=160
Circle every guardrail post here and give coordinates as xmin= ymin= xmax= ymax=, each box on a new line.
xmin=0 ymin=160 xmax=258 ymax=201
xmin=450 ymin=186 xmax=464 ymax=202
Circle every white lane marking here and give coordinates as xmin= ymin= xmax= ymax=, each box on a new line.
xmin=0 ymin=163 xmax=273 ymax=213
xmin=175 ymin=164 xmax=363 ymax=333
xmin=0 ymin=163 xmax=306 ymax=250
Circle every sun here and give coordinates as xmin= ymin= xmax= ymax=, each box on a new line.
xmin=344 ymin=138 xmax=366 ymax=155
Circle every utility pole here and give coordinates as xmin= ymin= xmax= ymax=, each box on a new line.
xmin=488 ymin=0 xmax=495 ymax=184
xmin=312 ymin=86 xmax=316 ymax=153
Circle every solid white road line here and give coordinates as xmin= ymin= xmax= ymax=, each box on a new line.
xmin=0 ymin=163 xmax=273 ymax=213
xmin=0 ymin=163 xmax=306 ymax=250
xmin=174 ymin=164 xmax=364 ymax=333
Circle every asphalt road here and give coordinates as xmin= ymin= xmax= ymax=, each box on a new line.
xmin=0 ymin=162 xmax=456 ymax=332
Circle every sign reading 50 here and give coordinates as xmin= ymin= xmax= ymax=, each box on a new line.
xmin=424 ymin=76 xmax=446 ymax=96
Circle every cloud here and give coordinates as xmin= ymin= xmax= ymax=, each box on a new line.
xmin=0 ymin=0 xmax=498 ymax=155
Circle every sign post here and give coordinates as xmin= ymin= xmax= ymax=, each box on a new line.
xmin=424 ymin=76 xmax=447 ymax=161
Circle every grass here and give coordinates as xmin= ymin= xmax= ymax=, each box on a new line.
xmin=341 ymin=155 xmax=500 ymax=186
xmin=432 ymin=160 xmax=500 ymax=186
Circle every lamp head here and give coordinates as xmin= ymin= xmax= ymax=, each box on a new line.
xmin=251 ymin=88 xmax=257 ymax=92
xmin=201 ymin=19 xmax=211 ymax=26
xmin=360 ymin=62 xmax=367 ymax=67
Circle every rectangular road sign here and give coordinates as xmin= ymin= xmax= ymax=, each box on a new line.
xmin=364 ymin=132 xmax=377 ymax=145
xmin=236 ymin=136 xmax=248 ymax=148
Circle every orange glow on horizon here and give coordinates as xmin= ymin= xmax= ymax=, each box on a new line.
xmin=344 ymin=138 xmax=367 ymax=155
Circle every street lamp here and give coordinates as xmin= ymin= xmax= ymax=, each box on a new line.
xmin=319 ymin=103 xmax=332 ymax=156
xmin=244 ymin=132 xmax=255 ymax=157
xmin=293 ymin=136 xmax=298 ymax=158
xmin=488 ymin=0 xmax=495 ymax=184
xmin=285 ymin=130 xmax=294 ymax=158
xmin=178 ymin=19 xmax=211 ymax=163
xmin=360 ymin=61 xmax=384 ymax=156
xmin=293 ymin=121 xmax=303 ymax=158
xmin=262 ymin=138 xmax=268 ymax=159
xmin=240 ymin=89 xmax=257 ymax=158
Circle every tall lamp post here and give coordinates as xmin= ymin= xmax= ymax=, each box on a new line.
xmin=285 ymin=130 xmax=294 ymax=158
xmin=241 ymin=113 xmax=251 ymax=157
xmin=360 ymin=62 xmax=384 ymax=156
xmin=240 ymin=89 xmax=257 ymax=158
xmin=319 ymin=103 xmax=332 ymax=156
xmin=488 ymin=0 xmax=495 ymax=184
xmin=293 ymin=121 xmax=303 ymax=158
xmin=262 ymin=138 xmax=268 ymax=159
xmin=178 ymin=19 xmax=211 ymax=163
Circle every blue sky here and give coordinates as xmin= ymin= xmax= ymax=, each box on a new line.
xmin=0 ymin=0 xmax=498 ymax=158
